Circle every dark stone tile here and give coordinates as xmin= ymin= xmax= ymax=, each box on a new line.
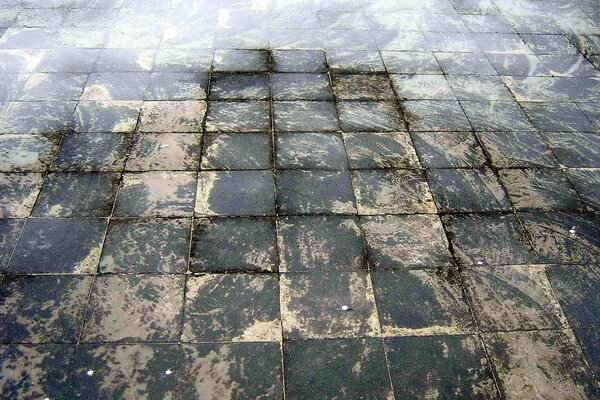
xmin=272 ymin=73 xmax=333 ymax=101
xmin=332 ymin=74 xmax=394 ymax=100
xmin=280 ymin=271 xmax=379 ymax=339
xmin=465 ymin=265 xmax=566 ymax=331
xmin=428 ymin=168 xmax=511 ymax=212
xmin=522 ymin=34 xmax=579 ymax=55
xmin=95 ymin=48 xmax=154 ymax=72
xmin=19 ymin=73 xmax=87 ymax=101
xmin=378 ymin=31 xmax=431 ymax=51
xmin=352 ymin=169 xmax=436 ymax=215
xmin=404 ymin=100 xmax=471 ymax=132
xmin=115 ymin=172 xmax=197 ymax=217
xmin=277 ymin=215 xmax=365 ymax=271
xmin=337 ymin=101 xmax=405 ymax=132
xmin=522 ymin=102 xmax=595 ymax=132
xmin=70 ymin=100 xmax=140 ymax=133
xmin=9 ymin=218 xmax=106 ymax=274
xmin=361 ymin=214 xmax=452 ymax=269
xmin=0 ymin=173 xmax=42 ymax=217
xmin=461 ymin=14 xmax=514 ymax=33
xmin=373 ymin=269 xmax=473 ymax=335
xmin=52 ymin=133 xmax=129 ymax=172
xmin=542 ymin=132 xmax=600 ymax=167
xmin=326 ymin=50 xmax=385 ymax=73
xmin=461 ymin=100 xmax=534 ymax=132
xmin=477 ymin=131 xmax=558 ymax=168
xmin=272 ymin=49 xmax=327 ymax=72
xmin=33 ymin=172 xmax=119 ymax=217
xmin=381 ymin=51 xmax=442 ymax=74
xmin=190 ymin=217 xmax=277 ymax=272
xmin=0 ymin=100 xmax=76 ymax=134
xmin=519 ymin=211 xmax=600 ymax=263
xmin=145 ymin=72 xmax=208 ymax=100
xmin=567 ymin=168 xmax=600 ymax=209
xmin=435 ymin=51 xmax=497 ymax=75
xmin=196 ymin=170 xmax=275 ymax=216
xmin=473 ymin=32 xmax=531 ymax=54
xmin=81 ymin=275 xmax=184 ymax=342
xmin=275 ymin=132 xmax=347 ymax=169
xmin=413 ymin=131 xmax=487 ymax=168
xmin=213 ymin=49 xmax=270 ymax=72
xmin=343 ymin=132 xmax=420 ymax=169
xmin=125 ymin=133 xmax=200 ymax=171
xmin=209 ymin=73 xmax=270 ymax=100
xmin=443 ymin=213 xmax=538 ymax=266
xmin=499 ymin=168 xmax=582 ymax=210
xmin=276 ymin=170 xmax=355 ymax=215
xmin=538 ymin=55 xmax=600 ymax=77
xmin=153 ymin=49 xmax=213 ymax=73
xmin=546 ymin=264 xmax=600 ymax=328
xmin=201 ymin=133 xmax=271 ymax=170
xmin=0 ymin=219 xmax=23 ymax=270
xmin=140 ymin=100 xmax=206 ymax=133
xmin=423 ymin=31 xmax=478 ymax=52
xmin=284 ymin=338 xmax=392 ymax=400
xmin=0 ymin=73 xmax=27 ymax=102
xmin=386 ymin=335 xmax=498 ymax=399
xmin=183 ymin=274 xmax=280 ymax=342
xmin=0 ymin=134 xmax=59 ymax=172
xmin=205 ymin=101 xmax=270 ymax=132
xmin=273 ymin=101 xmax=338 ymax=132
xmin=574 ymin=328 xmax=600 ymax=381
xmin=485 ymin=330 xmax=598 ymax=400
xmin=99 ymin=218 xmax=190 ymax=273
xmin=447 ymin=75 xmax=513 ymax=101
xmin=392 ymin=74 xmax=455 ymax=100
xmin=82 ymin=72 xmax=149 ymax=101
xmin=0 ymin=275 xmax=92 ymax=343
xmin=36 ymin=48 xmax=99 ymax=72
xmin=488 ymin=54 xmax=549 ymax=75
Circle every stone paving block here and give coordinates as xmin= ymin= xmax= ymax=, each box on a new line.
xmin=52 ymin=133 xmax=130 ymax=172
xmin=205 ymin=101 xmax=270 ymax=132
xmin=566 ymin=168 xmax=600 ymax=209
xmin=522 ymin=101 xmax=595 ymax=132
xmin=326 ymin=50 xmax=385 ymax=73
xmin=95 ymin=48 xmax=154 ymax=72
xmin=82 ymin=72 xmax=148 ymax=101
xmin=271 ymin=49 xmax=327 ymax=72
xmin=461 ymin=100 xmax=534 ymax=132
xmin=213 ymin=49 xmax=270 ymax=72
xmin=9 ymin=218 xmax=106 ymax=274
xmin=337 ymin=101 xmax=405 ymax=132
xmin=19 ymin=72 xmax=87 ymax=101
xmin=477 ymin=131 xmax=558 ymax=168
xmin=447 ymin=75 xmax=513 ymax=101
xmin=343 ymin=132 xmax=420 ymax=169
xmin=0 ymin=275 xmax=92 ymax=343
xmin=277 ymin=215 xmax=364 ymax=272
xmin=404 ymin=100 xmax=471 ymax=131
xmin=542 ymin=132 xmax=600 ymax=167
xmin=140 ymin=100 xmax=205 ymax=133
xmin=99 ymin=218 xmax=190 ymax=273
xmin=573 ymin=328 xmax=600 ymax=382
xmin=435 ymin=51 xmax=497 ymax=75
xmin=209 ymin=73 xmax=270 ymax=100
xmin=70 ymin=100 xmax=140 ymax=133
xmin=201 ymin=133 xmax=271 ymax=170
xmin=274 ymin=101 xmax=338 ymax=132
xmin=0 ymin=100 xmax=76 ymax=134
xmin=284 ymin=338 xmax=392 ymax=400
xmin=392 ymin=74 xmax=455 ymax=100
xmin=81 ymin=275 xmax=184 ymax=343
xmin=386 ymin=335 xmax=498 ymax=399
xmin=332 ymin=73 xmax=395 ymax=100
xmin=413 ymin=131 xmax=487 ymax=168
xmin=125 ymin=133 xmax=200 ymax=171
xmin=280 ymin=271 xmax=379 ymax=339
xmin=272 ymin=73 xmax=333 ymax=101
xmin=190 ymin=217 xmax=277 ymax=272
xmin=0 ymin=219 xmax=23 ymax=271
xmin=381 ymin=51 xmax=442 ymax=74
xmin=182 ymin=274 xmax=280 ymax=342
xmin=0 ymin=134 xmax=59 ymax=172
xmin=275 ymin=132 xmax=347 ymax=170
xmin=145 ymin=72 xmax=208 ymax=100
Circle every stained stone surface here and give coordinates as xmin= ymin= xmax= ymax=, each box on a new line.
xmin=2 ymin=0 xmax=600 ymax=398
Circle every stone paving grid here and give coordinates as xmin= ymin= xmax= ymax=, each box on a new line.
xmin=0 ymin=0 xmax=600 ymax=399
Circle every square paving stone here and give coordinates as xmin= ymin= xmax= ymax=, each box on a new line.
xmin=280 ymin=271 xmax=379 ymax=339
xmin=464 ymin=265 xmax=566 ymax=331
xmin=0 ymin=275 xmax=92 ymax=343
xmin=477 ymin=131 xmax=558 ymax=168
xmin=82 ymin=72 xmax=149 ymax=101
xmin=567 ymin=168 xmax=600 ymax=209
xmin=201 ymin=133 xmax=271 ymax=170
xmin=190 ymin=217 xmax=277 ymax=272
xmin=435 ymin=52 xmax=497 ymax=75
xmin=114 ymin=172 xmax=197 ymax=217
xmin=412 ymin=131 xmax=487 ymax=168
xmin=381 ymin=51 xmax=442 ymax=74
xmin=574 ymin=328 xmax=600 ymax=382
xmin=81 ymin=275 xmax=184 ymax=343
xmin=428 ymin=168 xmax=511 ymax=212
xmin=352 ymin=169 xmax=436 ymax=215
xmin=0 ymin=101 xmax=77 ymax=134
xmin=70 ymin=100 xmax=140 ymax=133
xmin=0 ymin=134 xmax=59 ymax=172
xmin=403 ymin=100 xmax=471 ymax=131
xmin=485 ymin=330 xmax=598 ymax=400
xmin=546 ymin=264 xmax=600 ymax=328
xmin=272 ymin=50 xmax=327 ymax=72
xmin=276 ymin=132 xmax=347 ymax=170
xmin=522 ymin=34 xmax=579 ymax=55
xmin=99 ymin=218 xmax=190 ymax=273
xmin=326 ymin=50 xmax=385 ymax=73
xmin=272 ymin=73 xmax=333 ymax=101
xmin=276 ymin=170 xmax=356 ymax=215
xmin=205 ymin=101 xmax=270 ymax=132
xmin=145 ymin=72 xmax=208 ymax=100
xmin=140 ymin=101 xmax=206 ymax=133
xmin=361 ymin=214 xmax=452 ymax=269
xmin=209 ymin=73 xmax=270 ymax=100
xmin=343 ymin=132 xmax=420 ymax=169
xmin=447 ymin=75 xmax=513 ymax=101
xmin=278 ymin=215 xmax=365 ymax=271
xmin=195 ymin=171 xmax=275 ymax=216
xmin=522 ymin=102 xmax=594 ymax=132
xmin=372 ymin=269 xmax=474 ymax=335
xmin=392 ymin=74 xmax=455 ymax=100
xmin=461 ymin=100 xmax=534 ymax=132
xmin=442 ymin=213 xmax=538 ymax=266
xmin=519 ymin=211 xmax=600 ymax=263
xmin=337 ymin=101 xmax=405 ymax=132
xmin=0 ymin=219 xmax=23 ymax=271
xmin=19 ymin=73 xmax=87 ymax=101
xmin=498 ymin=168 xmax=582 ymax=210
xmin=542 ymin=132 xmax=600 ymax=167
xmin=0 ymin=344 xmax=74 ymax=400
xmin=386 ymin=335 xmax=498 ymax=399
xmin=213 ymin=49 xmax=270 ymax=72
xmin=331 ymin=74 xmax=395 ymax=100
xmin=52 ymin=133 xmax=130 ymax=172
xmin=284 ymin=338 xmax=392 ymax=400
xmin=9 ymin=218 xmax=106 ymax=274
xmin=182 ymin=274 xmax=280 ymax=342
xmin=0 ymin=173 xmax=42 ymax=217
xmin=273 ymin=101 xmax=338 ymax=132
xmin=125 ymin=133 xmax=200 ymax=171
xmin=33 ymin=172 xmax=119 ymax=217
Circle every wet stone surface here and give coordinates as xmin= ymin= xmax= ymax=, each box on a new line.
xmin=2 ymin=1 xmax=600 ymax=398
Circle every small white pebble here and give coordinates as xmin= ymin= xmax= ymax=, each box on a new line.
xmin=86 ymin=370 xmax=94 ymax=377
xmin=477 ymin=261 xmax=483 ymax=265
xmin=165 ymin=369 xmax=173 ymax=375
xmin=569 ymin=226 xmax=576 ymax=234
xmin=341 ymin=305 xmax=349 ymax=311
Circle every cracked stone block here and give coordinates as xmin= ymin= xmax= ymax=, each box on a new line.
xmin=201 ymin=133 xmax=271 ymax=170
xmin=0 ymin=219 xmax=23 ymax=271
xmin=275 ymin=132 xmax=347 ymax=170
